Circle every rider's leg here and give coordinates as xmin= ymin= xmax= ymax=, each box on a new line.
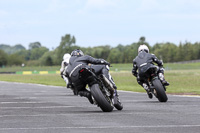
xmin=137 ymin=76 xmax=153 ymax=99
xmin=158 ymin=67 xmax=169 ymax=86
xmin=78 ymin=89 xmax=94 ymax=104
xmin=71 ymin=79 xmax=94 ymax=104
xmin=101 ymin=67 xmax=123 ymax=109
xmin=90 ymin=65 xmax=117 ymax=89
xmin=101 ymin=67 xmax=117 ymax=89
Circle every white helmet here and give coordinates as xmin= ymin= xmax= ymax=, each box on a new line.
xmin=63 ymin=53 xmax=71 ymax=63
xmin=138 ymin=44 xmax=149 ymax=53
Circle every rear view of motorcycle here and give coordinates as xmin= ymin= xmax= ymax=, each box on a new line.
xmin=143 ymin=66 xmax=168 ymax=102
xmin=78 ymin=66 xmax=123 ymax=112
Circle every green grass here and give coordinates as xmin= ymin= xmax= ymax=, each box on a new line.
xmin=164 ymin=62 xmax=200 ymax=70
xmin=0 ymin=62 xmax=200 ymax=72
xmin=0 ymin=69 xmax=200 ymax=95
xmin=164 ymin=70 xmax=200 ymax=95
xmin=0 ymin=66 xmax=60 ymax=72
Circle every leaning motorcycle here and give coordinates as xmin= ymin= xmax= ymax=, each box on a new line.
xmin=141 ymin=65 xmax=168 ymax=102
xmin=77 ymin=65 xmax=123 ymax=112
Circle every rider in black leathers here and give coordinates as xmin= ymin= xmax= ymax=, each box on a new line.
xmin=66 ymin=49 xmax=122 ymax=107
xmin=132 ymin=45 xmax=169 ymax=98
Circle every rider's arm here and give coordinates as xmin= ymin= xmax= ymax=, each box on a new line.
xmin=132 ymin=59 xmax=138 ymax=77
xmin=85 ymin=55 xmax=110 ymax=65
xmin=152 ymin=54 xmax=163 ymax=67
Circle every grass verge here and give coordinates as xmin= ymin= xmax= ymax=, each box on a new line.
xmin=0 ymin=69 xmax=200 ymax=95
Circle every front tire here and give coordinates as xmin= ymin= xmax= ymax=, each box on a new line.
xmin=90 ymin=84 xmax=114 ymax=112
xmin=113 ymin=95 xmax=123 ymax=110
xmin=152 ymin=79 xmax=168 ymax=102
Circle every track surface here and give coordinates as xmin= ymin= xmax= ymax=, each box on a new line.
xmin=0 ymin=81 xmax=200 ymax=133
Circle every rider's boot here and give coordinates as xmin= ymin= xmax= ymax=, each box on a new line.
xmin=142 ymin=83 xmax=153 ymax=99
xmin=78 ymin=90 xmax=94 ymax=104
xmin=107 ymin=76 xmax=123 ymax=110
xmin=159 ymin=73 xmax=170 ymax=86
xmin=113 ymin=88 xmax=123 ymax=110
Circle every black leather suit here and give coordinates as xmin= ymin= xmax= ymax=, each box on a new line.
xmin=132 ymin=50 xmax=163 ymax=85
xmin=66 ymin=55 xmax=110 ymax=94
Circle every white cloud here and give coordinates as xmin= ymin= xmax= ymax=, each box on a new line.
xmin=79 ymin=0 xmax=118 ymax=14
xmin=138 ymin=0 xmax=200 ymax=13
xmin=86 ymin=0 xmax=116 ymax=8
xmin=138 ymin=0 xmax=160 ymax=12
xmin=0 ymin=10 xmax=8 ymax=16
xmin=44 ymin=0 xmax=67 ymax=13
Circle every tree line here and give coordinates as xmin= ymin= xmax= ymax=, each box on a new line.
xmin=0 ymin=34 xmax=200 ymax=67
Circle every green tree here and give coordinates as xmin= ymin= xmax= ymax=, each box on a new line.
xmin=0 ymin=44 xmax=25 ymax=54
xmin=7 ymin=53 xmax=24 ymax=66
xmin=175 ymin=43 xmax=185 ymax=61
xmin=16 ymin=49 xmax=31 ymax=61
xmin=0 ymin=49 xmax=8 ymax=67
xmin=44 ymin=56 xmax=53 ymax=66
xmin=39 ymin=51 xmax=55 ymax=66
xmin=139 ymin=36 xmax=146 ymax=43
xmin=29 ymin=42 xmax=41 ymax=49
xmin=55 ymin=34 xmax=77 ymax=65
xmin=30 ymin=47 xmax=49 ymax=60
xmin=193 ymin=42 xmax=200 ymax=59
xmin=83 ymin=45 xmax=111 ymax=60
xmin=107 ymin=48 xmax=122 ymax=63
xmin=182 ymin=42 xmax=194 ymax=61
xmin=153 ymin=43 xmax=178 ymax=62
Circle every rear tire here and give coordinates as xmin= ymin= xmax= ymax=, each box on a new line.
xmin=90 ymin=84 xmax=114 ymax=112
xmin=152 ymin=79 xmax=168 ymax=102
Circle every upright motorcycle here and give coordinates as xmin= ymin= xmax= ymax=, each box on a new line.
xmin=77 ymin=65 xmax=123 ymax=112
xmin=142 ymin=66 xmax=168 ymax=102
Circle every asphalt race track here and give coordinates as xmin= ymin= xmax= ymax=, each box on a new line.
xmin=0 ymin=81 xmax=200 ymax=133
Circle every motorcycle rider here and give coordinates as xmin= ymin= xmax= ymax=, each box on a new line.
xmin=66 ymin=49 xmax=122 ymax=108
xmin=132 ymin=44 xmax=169 ymax=98
xmin=60 ymin=53 xmax=71 ymax=87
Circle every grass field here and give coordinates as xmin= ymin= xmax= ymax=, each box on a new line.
xmin=0 ymin=62 xmax=200 ymax=72
xmin=0 ymin=63 xmax=200 ymax=95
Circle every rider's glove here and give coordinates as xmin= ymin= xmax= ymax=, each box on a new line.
xmin=67 ymin=84 xmax=71 ymax=88
xmin=67 ymin=83 xmax=73 ymax=88
xmin=101 ymin=60 xmax=110 ymax=66
xmin=133 ymin=72 xmax=138 ymax=77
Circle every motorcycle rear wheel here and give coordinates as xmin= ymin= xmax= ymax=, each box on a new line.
xmin=90 ymin=84 xmax=114 ymax=112
xmin=152 ymin=79 xmax=168 ymax=102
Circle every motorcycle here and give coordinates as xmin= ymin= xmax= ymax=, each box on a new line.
xmin=77 ymin=65 xmax=123 ymax=112
xmin=142 ymin=65 xmax=168 ymax=102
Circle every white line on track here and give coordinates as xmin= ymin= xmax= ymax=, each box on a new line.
xmin=0 ymin=106 xmax=76 ymax=109
xmin=0 ymin=125 xmax=200 ymax=130
xmin=0 ymin=81 xmax=63 ymax=88
xmin=0 ymin=101 xmax=49 ymax=104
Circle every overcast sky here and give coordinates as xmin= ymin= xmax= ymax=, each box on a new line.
xmin=0 ymin=0 xmax=200 ymax=49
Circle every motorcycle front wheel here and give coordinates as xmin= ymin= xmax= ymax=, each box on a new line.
xmin=152 ymin=79 xmax=168 ymax=102
xmin=90 ymin=84 xmax=114 ymax=112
